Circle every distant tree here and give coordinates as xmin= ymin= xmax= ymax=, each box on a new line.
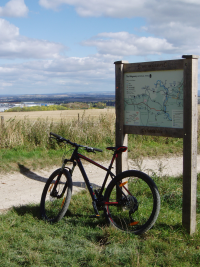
xmin=5 ymin=105 xmax=68 ymax=112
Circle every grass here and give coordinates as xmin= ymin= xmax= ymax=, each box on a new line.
xmin=0 ymin=175 xmax=200 ymax=266
xmin=0 ymin=108 xmax=115 ymax=122
xmin=0 ymin=110 xmax=200 ymax=265
xmin=0 ymin=110 xmax=191 ymax=172
xmin=0 ymin=147 xmax=64 ymax=172
xmin=4 ymin=105 xmax=69 ymax=112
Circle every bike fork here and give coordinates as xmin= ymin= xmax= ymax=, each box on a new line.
xmin=50 ymin=161 xmax=68 ymax=196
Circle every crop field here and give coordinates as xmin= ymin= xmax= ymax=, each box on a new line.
xmin=2 ymin=105 xmax=200 ymax=122
xmin=0 ymin=108 xmax=115 ymax=122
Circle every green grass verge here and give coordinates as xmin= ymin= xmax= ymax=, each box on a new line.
xmin=0 ymin=146 xmax=113 ymax=172
xmin=0 ymin=138 xmax=183 ymax=173
xmin=0 ymin=148 xmax=63 ymax=172
xmin=0 ymin=176 xmax=200 ymax=266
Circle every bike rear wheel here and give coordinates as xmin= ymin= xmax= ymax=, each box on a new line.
xmin=40 ymin=168 xmax=72 ymax=223
xmin=104 ymin=170 xmax=160 ymax=235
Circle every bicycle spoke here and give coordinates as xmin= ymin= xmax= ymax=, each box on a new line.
xmin=104 ymin=170 xmax=160 ymax=234
xmin=40 ymin=169 xmax=72 ymax=223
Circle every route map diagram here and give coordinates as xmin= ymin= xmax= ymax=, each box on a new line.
xmin=124 ymin=70 xmax=184 ymax=128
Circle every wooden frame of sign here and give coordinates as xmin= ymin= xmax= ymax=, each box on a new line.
xmin=115 ymin=55 xmax=199 ymax=234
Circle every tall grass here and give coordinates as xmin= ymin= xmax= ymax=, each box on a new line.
xmin=0 ymin=111 xmax=115 ymax=151
xmin=0 ymin=110 xmax=199 ymax=171
xmin=0 ymin=111 xmax=187 ymax=152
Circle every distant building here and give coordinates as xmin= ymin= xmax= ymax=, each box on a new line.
xmin=0 ymin=102 xmax=54 ymax=112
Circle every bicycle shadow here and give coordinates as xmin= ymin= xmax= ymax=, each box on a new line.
xmin=72 ymin=182 xmax=101 ymax=189
xmin=12 ymin=204 xmax=106 ymax=229
xmin=18 ymin=164 xmax=48 ymax=183
xmin=12 ymin=204 xmax=184 ymax=234
xmin=13 ymin=204 xmax=40 ymax=220
xmin=18 ymin=163 xmax=101 ymax=190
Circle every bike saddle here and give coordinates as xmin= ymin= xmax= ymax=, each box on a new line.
xmin=106 ymin=146 xmax=127 ymax=153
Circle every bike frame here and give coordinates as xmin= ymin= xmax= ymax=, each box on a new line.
xmin=49 ymin=132 xmax=129 ymax=212
xmin=66 ymin=147 xmax=117 ymax=205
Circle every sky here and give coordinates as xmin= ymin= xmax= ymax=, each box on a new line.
xmin=0 ymin=0 xmax=200 ymax=95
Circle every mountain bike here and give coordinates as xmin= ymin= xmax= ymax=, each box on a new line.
xmin=40 ymin=132 xmax=160 ymax=235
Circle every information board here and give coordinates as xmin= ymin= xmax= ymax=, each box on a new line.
xmin=124 ymin=69 xmax=184 ymax=128
xmin=115 ymin=55 xmax=199 ymax=234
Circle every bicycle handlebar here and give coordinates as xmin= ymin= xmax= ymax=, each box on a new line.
xmin=50 ymin=132 xmax=103 ymax=153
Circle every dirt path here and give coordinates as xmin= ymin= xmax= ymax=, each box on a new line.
xmin=1 ymin=155 xmax=200 ymax=213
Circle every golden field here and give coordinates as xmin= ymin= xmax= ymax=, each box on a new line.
xmin=1 ymin=106 xmax=200 ymax=122
xmin=0 ymin=108 xmax=115 ymax=122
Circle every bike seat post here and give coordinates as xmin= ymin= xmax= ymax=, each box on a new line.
xmin=109 ymin=151 xmax=118 ymax=169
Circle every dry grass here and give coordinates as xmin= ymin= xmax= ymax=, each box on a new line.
xmin=0 ymin=108 xmax=198 ymax=172
xmin=0 ymin=108 xmax=115 ymax=122
xmin=0 ymin=109 xmax=116 ymax=150
xmin=2 ymin=105 xmax=199 ymax=122
xmin=0 ymin=106 xmax=199 ymax=155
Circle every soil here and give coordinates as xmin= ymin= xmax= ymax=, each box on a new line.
xmin=1 ymin=155 xmax=200 ymax=213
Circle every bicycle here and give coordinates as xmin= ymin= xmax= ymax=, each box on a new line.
xmin=40 ymin=132 xmax=160 ymax=235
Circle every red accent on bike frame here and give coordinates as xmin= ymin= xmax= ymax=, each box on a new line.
xmin=104 ymin=202 xmax=119 ymax=205
xmin=122 ymin=185 xmax=132 ymax=195
xmin=117 ymin=146 xmax=128 ymax=152
xmin=77 ymin=153 xmax=108 ymax=171
xmin=110 ymin=155 xmax=116 ymax=166
xmin=106 ymin=205 xmax=114 ymax=223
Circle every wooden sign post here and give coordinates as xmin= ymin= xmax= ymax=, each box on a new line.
xmin=115 ymin=55 xmax=199 ymax=234
xmin=182 ymin=55 xmax=199 ymax=234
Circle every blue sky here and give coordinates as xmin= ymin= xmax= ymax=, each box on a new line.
xmin=0 ymin=0 xmax=200 ymax=94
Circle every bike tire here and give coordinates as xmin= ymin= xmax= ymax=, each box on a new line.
xmin=40 ymin=168 xmax=72 ymax=223
xmin=104 ymin=170 xmax=160 ymax=235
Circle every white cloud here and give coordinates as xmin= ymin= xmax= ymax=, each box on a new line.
xmin=146 ymin=22 xmax=200 ymax=56
xmin=0 ymin=55 xmax=115 ymax=93
xmin=0 ymin=37 xmax=66 ymax=59
xmin=0 ymin=18 xmax=67 ymax=59
xmin=0 ymin=0 xmax=28 ymax=17
xmin=0 ymin=19 xmax=19 ymax=40
xmin=83 ymin=32 xmax=177 ymax=57
xmin=39 ymin=0 xmax=200 ymax=20
xmin=22 ymin=56 xmax=113 ymax=78
xmin=0 ymin=0 xmax=199 ymax=94
xmin=177 ymin=0 xmax=200 ymax=4
xmin=39 ymin=0 xmax=149 ymax=17
xmin=39 ymin=0 xmax=200 ymax=57
xmin=148 ymin=22 xmax=200 ymax=45
xmin=39 ymin=0 xmax=63 ymax=10
xmin=2 ymin=82 xmax=12 ymax=86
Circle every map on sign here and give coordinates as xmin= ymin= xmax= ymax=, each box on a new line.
xmin=124 ymin=69 xmax=184 ymax=128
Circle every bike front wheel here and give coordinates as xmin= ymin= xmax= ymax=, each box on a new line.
xmin=104 ymin=170 xmax=160 ymax=235
xmin=40 ymin=168 xmax=72 ymax=223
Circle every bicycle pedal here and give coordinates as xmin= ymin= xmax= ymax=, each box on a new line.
xmin=89 ymin=214 xmax=100 ymax=218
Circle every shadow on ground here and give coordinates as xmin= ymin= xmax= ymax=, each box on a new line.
xmin=12 ymin=204 xmax=106 ymax=229
xmin=18 ymin=163 xmax=101 ymax=189
xmin=13 ymin=204 xmax=41 ymax=219
xmin=18 ymin=163 xmax=48 ymax=183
